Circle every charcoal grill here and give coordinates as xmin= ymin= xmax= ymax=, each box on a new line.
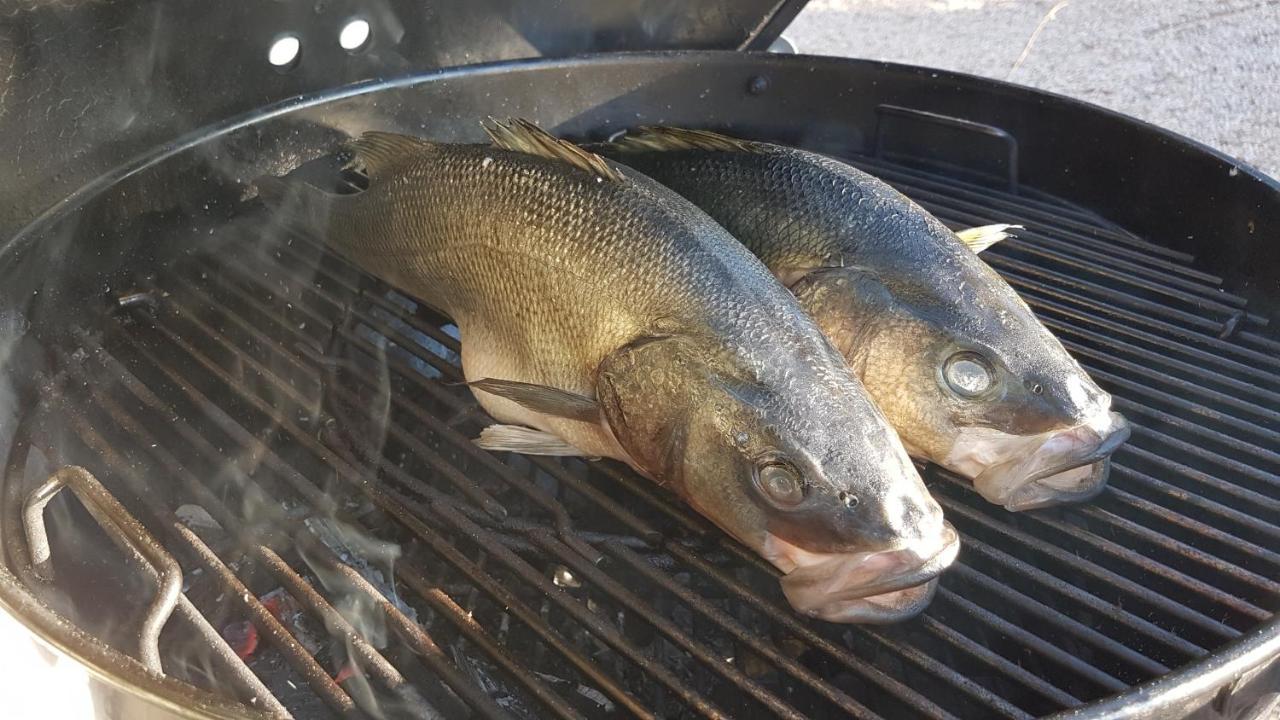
xmin=0 ymin=2 xmax=1277 ymax=719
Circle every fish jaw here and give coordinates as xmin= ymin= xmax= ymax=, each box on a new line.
xmin=942 ymin=410 xmax=1131 ymax=511
xmin=764 ymin=522 xmax=959 ymax=623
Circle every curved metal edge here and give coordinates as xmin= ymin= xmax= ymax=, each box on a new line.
xmin=0 ymin=430 xmax=276 ymax=719
xmin=1046 ymin=613 xmax=1280 ymax=720
xmin=6 ymin=50 xmax=1279 ymax=249
xmin=0 ymin=555 xmax=275 ymax=720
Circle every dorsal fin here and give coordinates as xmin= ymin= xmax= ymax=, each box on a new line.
xmin=483 ymin=118 xmax=622 ymax=182
xmin=345 ymin=131 xmax=436 ymax=179
xmin=608 ymin=126 xmax=760 ymax=154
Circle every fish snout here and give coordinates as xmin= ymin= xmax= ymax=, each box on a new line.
xmin=891 ymin=486 xmax=947 ymax=547
xmin=974 ymin=410 xmax=1131 ymax=511
xmin=767 ymin=522 xmax=960 ymax=623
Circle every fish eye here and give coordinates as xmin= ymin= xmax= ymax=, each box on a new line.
xmin=755 ymin=462 xmax=806 ymax=507
xmin=942 ymin=351 xmax=995 ymax=398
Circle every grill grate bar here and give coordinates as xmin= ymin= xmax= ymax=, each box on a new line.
xmin=214 ymin=226 xmax=1275 ymax=697
xmin=600 ymin=540 xmax=888 ymax=720
xmin=946 ymin=563 xmax=1171 ymax=680
xmin=956 ymin=535 xmax=1204 ymax=662
xmin=986 ymin=254 xmax=1244 ymax=335
xmin=931 ymin=587 xmax=1130 ymax=694
xmin=57 ymin=358 xmax=476 ymax=718
xmin=46 ymin=412 xmax=363 ymax=719
xmin=86 ymin=325 xmax=601 ymax=719
xmin=1000 ymin=269 xmax=1280 ymax=371
xmin=1072 ymin=505 xmax=1280 ymax=605
xmin=257 ymin=236 xmax=1249 ymax=620
xmin=1024 ymin=293 xmax=1278 ymax=385
xmin=942 ymin=209 xmax=1238 ymax=309
xmin=1103 ymin=486 xmax=1280 ymax=575
xmin=172 ymin=226 xmax=1131 ymax=712
xmin=935 ymin=492 xmax=1240 ymax=643
xmin=1111 ymin=398 xmax=1280 ymax=476
xmin=1011 ymin=507 xmax=1271 ymax=623
xmin=912 ymin=615 xmax=1078 ymax=715
xmin=1118 ymin=445 xmax=1279 ymax=530
xmin=1042 ymin=318 xmax=1280 ymax=416
xmin=847 ymin=157 xmax=1199 ymax=265
xmin=658 ymin=541 xmax=982 ymax=720
xmin=529 ymin=532 xmax=811 ymax=720
xmin=938 ymin=475 xmax=1269 ymax=625
xmin=175 ymin=239 xmax=986 ymax=719
xmin=1110 ymin=465 xmax=1280 ymax=557
xmin=1122 ymin=421 xmax=1280 ymax=501
xmin=128 ymin=300 xmax=735 ymax=719
xmin=254 ymin=547 xmax=442 ymax=717
xmin=1069 ymin=348 xmax=1280 ymax=433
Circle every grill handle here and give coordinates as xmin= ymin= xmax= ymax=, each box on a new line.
xmin=873 ymin=104 xmax=1020 ymax=192
xmin=22 ymin=465 xmax=183 ymax=675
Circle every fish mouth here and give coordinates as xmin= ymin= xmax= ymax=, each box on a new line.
xmin=962 ymin=411 xmax=1131 ymax=511
xmin=764 ymin=523 xmax=960 ymax=623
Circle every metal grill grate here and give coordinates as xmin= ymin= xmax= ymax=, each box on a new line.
xmin=13 ymin=152 xmax=1279 ymax=720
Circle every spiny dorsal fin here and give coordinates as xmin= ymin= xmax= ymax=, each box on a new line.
xmin=345 ymin=131 xmax=436 ymax=179
xmin=483 ymin=118 xmax=622 ymax=182
xmin=608 ymin=126 xmax=761 ymax=154
xmin=955 ymin=223 xmax=1023 ymax=254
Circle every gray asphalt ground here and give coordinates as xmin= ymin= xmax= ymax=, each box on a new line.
xmin=788 ymin=0 xmax=1280 ymax=179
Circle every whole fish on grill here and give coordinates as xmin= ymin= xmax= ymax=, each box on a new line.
xmin=257 ymin=119 xmax=958 ymax=622
xmin=600 ymin=127 xmax=1130 ymax=511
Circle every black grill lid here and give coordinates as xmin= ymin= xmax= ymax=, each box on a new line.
xmin=0 ymin=0 xmax=807 ymax=240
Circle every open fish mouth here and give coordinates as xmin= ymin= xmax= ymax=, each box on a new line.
xmin=963 ymin=411 xmax=1131 ymax=511
xmin=764 ymin=523 xmax=960 ymax=623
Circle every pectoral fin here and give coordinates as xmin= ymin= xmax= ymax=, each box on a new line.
xmin=467 ymin=378 xmax=601 ymax=423
xmin=475 ymin=424 xmax=588 ymax=457
xmin=956 ymin=223 xmax=1023 ymax=253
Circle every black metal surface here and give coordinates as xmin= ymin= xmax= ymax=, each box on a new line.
xmin=0 ymin=0 xmax=807 ymax=241
xmin=0 ymin=53 xmax=1277 ymax=720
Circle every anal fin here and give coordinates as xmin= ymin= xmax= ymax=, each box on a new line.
xmin=474 ymin=424 xmax=588 ymax=457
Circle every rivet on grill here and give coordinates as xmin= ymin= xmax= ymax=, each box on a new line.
xmin=747 ymin=75 xmax=769 ymax=95
xmin=552 ymin=565 xmax=581 ymax=588
xmin=115 ymin=290 xmax=158 ymax=313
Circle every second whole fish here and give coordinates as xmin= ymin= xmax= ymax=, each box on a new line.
xmin=601 ymin=128 xmax=1130 ymax=511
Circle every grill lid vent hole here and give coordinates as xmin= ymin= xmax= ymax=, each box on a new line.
xmin=268 ymin=36 xmax=301 ymax=70
xmin=339 ymin=19 xmax=371 ymax=52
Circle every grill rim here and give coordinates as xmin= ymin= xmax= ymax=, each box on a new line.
xmin=2 ymin=50 xmax=1278 ymax=720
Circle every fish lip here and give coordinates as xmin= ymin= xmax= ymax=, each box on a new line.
xmin=802 ymin=578 xmax=940 ymax=624
xmin=1023 ymin=415 xmax=1131 ymax=485
xmin=773 ymin=523 xmax=960 ymax=622
xmin=1005 ymin=458 xmax=1112 ymax=512
xmin=970 ymin=411 xmax=1130 ymax=511
xmin=842 ymin=523 xmax=960 ymax=598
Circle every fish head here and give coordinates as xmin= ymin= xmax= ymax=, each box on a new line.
xmin=792 ymin=260 xmax=1129 ymax=512
xmin=596 ymin=333 xmax=957 ymax=622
